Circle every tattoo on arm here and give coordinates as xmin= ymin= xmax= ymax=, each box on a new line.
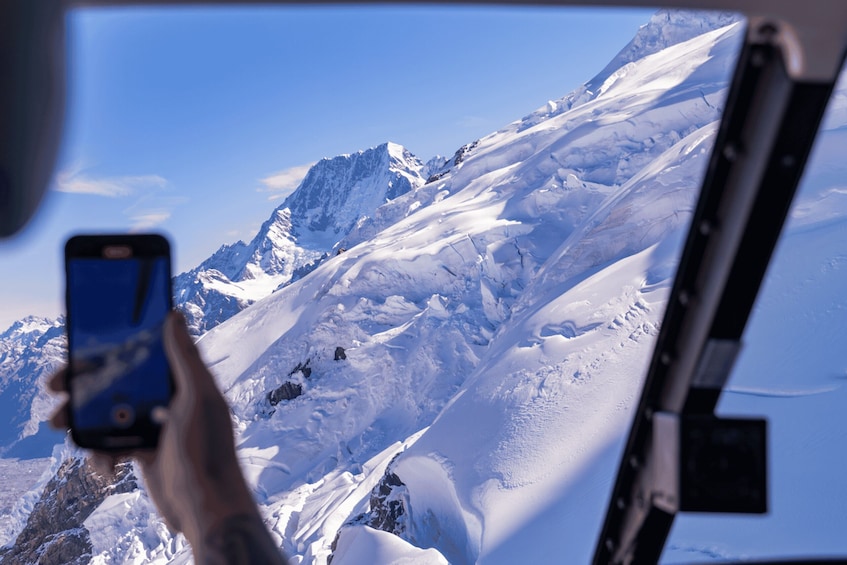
xmin=201 ymin=513 xmax=288 ymax=565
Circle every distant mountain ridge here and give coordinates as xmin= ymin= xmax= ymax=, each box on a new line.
xmin=0 ymin=317 xmax=65 ymax=458
xmin=517 ymin=9 xmax=742 ymax=131
xmin=586 ymin=9 xmax=742 ymax=92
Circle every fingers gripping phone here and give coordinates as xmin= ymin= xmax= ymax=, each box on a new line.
xmin=64 ymin=234 xmax=174 ymax=450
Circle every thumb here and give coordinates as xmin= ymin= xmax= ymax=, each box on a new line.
xmin=162 ymin=311 xmax=207 ymax=397
xmin=163 ymin=311 xmax=227 ymax=405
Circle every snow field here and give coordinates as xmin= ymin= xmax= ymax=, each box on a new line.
xmin=332 ymin=525 xmax=449 ymax=565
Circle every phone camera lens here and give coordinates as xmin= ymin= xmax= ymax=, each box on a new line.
xmin=111 ymin=404 xmax=135 ymax=428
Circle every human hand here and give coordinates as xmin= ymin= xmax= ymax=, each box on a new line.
xmin=49 ymin=312 xmax=286 ymax=563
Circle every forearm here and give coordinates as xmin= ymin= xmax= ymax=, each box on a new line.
xmin=181 ymin=459 xmax=288 ymax=564
xmin=194 ymin=511 xmax=288 ymax=565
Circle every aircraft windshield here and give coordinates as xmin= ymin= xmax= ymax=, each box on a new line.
xmin=8 ymin=6 xmax=820 ymax=564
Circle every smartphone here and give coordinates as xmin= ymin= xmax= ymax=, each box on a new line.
xmin=64 ymin=234 xmax=173 ymax=450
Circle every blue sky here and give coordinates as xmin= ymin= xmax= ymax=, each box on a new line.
xmin=0 ymin=4 xmax=654 ymax=330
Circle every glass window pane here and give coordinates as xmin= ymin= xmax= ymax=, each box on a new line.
xmin=0 ymin=7 xmax=746 ymax=563
xmin=663 ymin=60 xmax=847 ymax=563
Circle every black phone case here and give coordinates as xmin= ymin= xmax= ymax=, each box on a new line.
xmin=64 ymin=233 xmax=174 ymax=451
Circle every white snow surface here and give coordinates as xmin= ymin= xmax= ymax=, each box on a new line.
xmin=0 ymin=443 xmax=72 ymax=548
xmin=84 ymin=485 xmax=190 ymax=565
xmin=332 ymin=525 xmax=449 ymax=565
xmin=0 ymin=457 xmax=54 ymax=546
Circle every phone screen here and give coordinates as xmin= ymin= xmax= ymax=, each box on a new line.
xmin=66 ymin=237 xmax=173 ymax=449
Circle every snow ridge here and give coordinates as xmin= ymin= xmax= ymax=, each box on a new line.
xmin=186 ymin=17 xmax=746 ymax=564
xmin=587 ymin=9 xmax=742 ymax=92
xmin=516 ymin=9 xmax=741 ymax=130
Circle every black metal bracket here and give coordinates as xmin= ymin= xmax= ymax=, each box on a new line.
xmin=652 ymin=413 xmax=767 ymax=515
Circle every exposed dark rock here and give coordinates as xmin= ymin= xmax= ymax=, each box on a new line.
xmin=265 ymin=359 xmax=314 ymax=409
xmin=349 ymin=465 xmax=408 ymax=533
xmin=289 ymin=360 xmax=312 ymax=379
xmin=425 ymin=170 xmax=448 ymax=184
xmin=329 ymin=463 xmax=410 ymax=563
xmin=1 ymin=456 xmax=137 ymax=565
xmin=334 ymin=347 xmax=346 ymax=361
xmin=267 ymin=382 xmax=303 ymax=406
xmin=451 ymin=140 xmax=479 ymax=167
xmin=366 ymin=470 xmax=407 ymax=535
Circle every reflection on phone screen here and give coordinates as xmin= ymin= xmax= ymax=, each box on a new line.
xmin=67 ymin=256 xmax=171 ymax=445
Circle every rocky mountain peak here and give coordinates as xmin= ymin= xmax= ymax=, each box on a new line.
xmin=0 ymin=316 xmax=61 ymax=347
xmin=174 ymin=142 xmax=427 ymax=337
xmin=0 ymin=457 xmax=137 ymax=565
xmin=281 ymin=142 xmax=426 ymax=238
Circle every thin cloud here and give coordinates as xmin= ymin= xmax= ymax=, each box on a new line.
xmin=258 ymin=163 xmax=314 ymax=201
xmin=54 ymin=165 xmax=185 ymax=230
xmin=223 ymin=222 xmax=261 ymax=242
xmin=124 ymin=194 xmax=188 ymax=231
xmin=128 ymin=211 xmax=173 ymax=232
xmin=55 ymin=168 xmax=167 ymax=197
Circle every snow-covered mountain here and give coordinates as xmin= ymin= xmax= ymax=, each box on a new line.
xmin=588 ymin=9 xmax=741 ymax=93
xmin=286 ymin=142 xmax=425 ymax=239
xmin=0 ymin=317 xmax=66 ymax=459
xmin=175 ymin=142 xmax=426 ymax=336
xmin=4 ymin=8 xmax=847 ymax=564
xmin=173 ymin=206 xmax=315 ymax=337
xmin=0 ymin=318 xmax=69 ymax=552
xmin=0 ymin=10 xmax=741 ymax=562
